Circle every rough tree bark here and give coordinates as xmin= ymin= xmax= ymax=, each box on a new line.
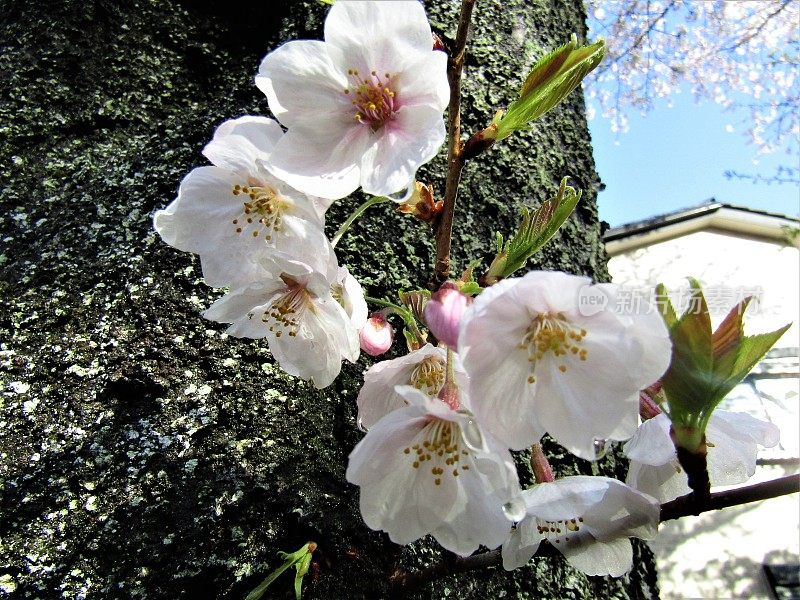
xmin=0 ymin=0 xmax=659 ymax=598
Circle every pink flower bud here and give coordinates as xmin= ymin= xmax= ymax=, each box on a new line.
xmin=424 ymin=282 xmax=472 ymax=348
xmin=359 ymin=313 xmax=394 ymax=357
xmin=639 ymin=382 xmax=663 ymax=420
xmin=530 ymin=443 xmax=555 ymax=483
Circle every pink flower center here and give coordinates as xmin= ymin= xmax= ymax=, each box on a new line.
xmin=262 ymin=275 xmax=314 ymax=338
xmin=231 ymin=177 xmax=289 ymax=242
xmin=519 ymin=313 xmax=588 ymax=384
xmin=343 ymin=68 xmax=398 ymax=130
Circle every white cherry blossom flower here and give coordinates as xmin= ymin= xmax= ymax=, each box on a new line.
xmin=459 ymin=271 xmax=672 ymax=459
xmin=203 ymin=252 xmax=360 ymax=388
xmin=502 ymin=476 xmax=660 ymax=576
xmin=356 ymin=344 xmax=468 ymax=430
xmin=332 ymin=265 xmax=368 ymax=332
xmin=624 ymin=411 xmax=780 ymax=503
xmin=153 ymin=116 xmax=332 ymax=288
xmin=256 ymin=1 xmax=449 ymax=200
xmin=347 ymin=386 xmax=524 ymax=556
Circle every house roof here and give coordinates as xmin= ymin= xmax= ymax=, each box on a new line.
xmin=604 ymin=200 xmax=800 ymax=256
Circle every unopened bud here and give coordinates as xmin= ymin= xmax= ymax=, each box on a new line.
xmin=437 ymin=380 xmax=461 ymax=411
xmin=530 ymin=443 xmax=555 ymax=483
xmin=432 ymin=33 xmax=446 ymax=52
xmin=397 ymin=181 xmax=442 ymax=223
xmin=359 ymin=313 xmax=394 ymax=356
xmin=639 ymin=381 xmax=663 ymax=420
xmin=424 ymin=282 xmax=472 ymax=348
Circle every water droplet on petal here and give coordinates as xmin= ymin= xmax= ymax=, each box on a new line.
xmin=502 ymin=497 xmax=527 ymax=522
xmin=593 ymin=438 xmax=609 ymax=460
xmin=459 ymin=417 xmax=485 ymax=452
xmin=357 ymin=418 xmax=368 ymax=433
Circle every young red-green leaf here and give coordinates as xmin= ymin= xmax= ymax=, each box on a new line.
xmin=711 ymin=297 xmax=752 ymax=377
xmin=494 ymin=35 xmax=605 ymax=141
xmin=657 ymin=280 xmax=789 ymax=450
xmin=483 ymin=177 xmax=580 ymax=284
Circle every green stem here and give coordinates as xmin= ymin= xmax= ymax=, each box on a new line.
xmin=364 ymin=295 xmax=403 ymax=311
xmin=445 ymin=348 xmax=456 ymax=385
xmin=330 ymin=196 xmax=391 ymax=248
xmin=365 ymin=296 xmax=426 ymax=344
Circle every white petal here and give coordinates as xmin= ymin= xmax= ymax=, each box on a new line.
xmin=522 ymin=477 xmax=610 ymax=522
xmin=502 ymin=520 xmax=543 ymax=571
xmin=623 ymin=414 xmax=676 ymax=466
xmin=256 ymin=40 xmax=350 ymax=126
xmin=356 ymin=345 xmax=446 ymax=429
xmin=324 ymin=1 xmax=434 ymax=65
xmin=459 ymin=278 xmax=547 ymax=450
xmin=202 ymin=282 xmax=283 ymax=339
xmin=581 ymin=478 xmax=660 ymax=541
xmin=561 ymin=536 xmax=633 ymax=577
xmin=202 ymin=116 xmax=284 ymax=174
xmin=706 ymin=411 xmax=780 ymax=486
xmin=337 ymin=266 xmax=368 ymax=330
xmin=359 ymin=105 xmax=446 ymax=197
xmin=265 ymin=121 xmax=371 ymax=200
xmin=393 ymin=50 xmax=449 ymax=110
xmin=626 ymin=458 xmax=689 ymax=504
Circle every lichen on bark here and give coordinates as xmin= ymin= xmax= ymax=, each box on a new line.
xmin=0 ymin=0 xmax=657 ymax=598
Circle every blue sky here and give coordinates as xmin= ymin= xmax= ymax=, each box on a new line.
xmin=588 ymin=91 xmax=800 ymax=227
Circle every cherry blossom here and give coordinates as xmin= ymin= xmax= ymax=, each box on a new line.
xmin=153 ymin=116 xmax=332 ymax=288
xmin=256 ymin=1 xmax=449 ymax=200
xmin=458 ymin=271 xmax=672 ymax=458
xmin=502 ymin=476 xmax=660 ymax=576
xmin=356 ymin=344 xmax=468 ymax=430
xmin=624 ymin=411 xmax=781 ymax=503
xmin=585 ymin=1 xmax=799 ymax=165
xmin=347 ymin=386 xmax=524 ymax=556
xmin=202 ymin=252 xmax=361 ymax=389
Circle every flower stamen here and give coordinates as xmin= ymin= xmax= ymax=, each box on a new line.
xmin=519 ymin=313 xmax=588 ymax=382
xmin=262 ymin=275 xmax=315 ymax=338
xmin=404 ymin=419 xmax=471 ymax=484
xmin=536 ymin=516 xmax=584 ymax=544
xmin=410 ymin=357 xmax=446 ymax=395
xmin=344 ymin=68 xmax=398 ymax=130
xmin=231 ymin=178 xmax=290 ymax=242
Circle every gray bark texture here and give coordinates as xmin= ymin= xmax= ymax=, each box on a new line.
xmin=0 ymin=0 xmax=660 ymax=598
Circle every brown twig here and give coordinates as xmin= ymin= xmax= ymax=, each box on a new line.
xmin=388 ymin=474 xmax=800 ymax=595
xmin=659 ymin=473 xmax=799 ymax=521
xmin=432 ymin=0 xmax=477 ymax=285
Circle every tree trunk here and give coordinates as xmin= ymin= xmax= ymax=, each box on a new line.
xmin=0 ymin=0 xmax=659 ymax=598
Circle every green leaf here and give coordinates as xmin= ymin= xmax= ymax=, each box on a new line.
xmin=495 ymin=35 xmax=605 ymax=140
xmin=245 ymin=543 xmax=316 ymax=600
xmin=294 ymin=551 xmax=314 ymax=600
xmin=713 ymin=324 xmax=791 ymax=400
xmin=660 ymin=280 xmax=716 ymax=419
xmin=654 ymin=283 xmax=677 ymax=329
xmin=658 ymin=279 xmax=790 ymax=441
xmin=485 ymin=177 xmax=580 ymax=282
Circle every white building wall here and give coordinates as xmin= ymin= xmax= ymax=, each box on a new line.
xmin=608 ymin=229 xmax=800 ymax=600
xmin=608 ymin=230 xmax=799 ymax=351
